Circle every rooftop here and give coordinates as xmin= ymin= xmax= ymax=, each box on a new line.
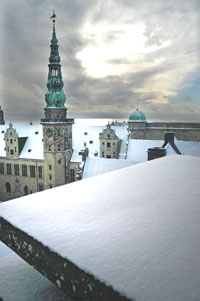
xmin=1 ymin=155 xmax=200 ymax=300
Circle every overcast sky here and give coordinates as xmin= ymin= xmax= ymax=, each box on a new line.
xmin=1 ymin=0 xmax=200 ymax=123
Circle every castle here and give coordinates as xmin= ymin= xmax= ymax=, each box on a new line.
xmin=0 ymin=14 xmax=200 ymax=202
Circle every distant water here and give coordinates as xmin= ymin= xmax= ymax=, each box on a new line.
xmin=74 ymin=118 xmax=127 ymax=126
xmin=8 ymin=118 xmax=128 ymax=126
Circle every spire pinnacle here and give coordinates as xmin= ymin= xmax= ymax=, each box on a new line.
xmin=50 ymin=10 xmax=56 ymax=30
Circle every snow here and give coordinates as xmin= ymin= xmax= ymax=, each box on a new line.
xmin=166 ymin=138 xmax=200 ymax=157
xmin=127 ymin=138 xmax=200 ymax=162
xmin=127 ymin=139 xmax=163 ymax=162
xmin=0 ymin=241 xmax=13 ymax=259
xmin=0 ymin=251 xmax=73 ymax=301
xmin=83 ymin=157 xmax=135 ymax=178
xmin=1 ymin=122 xmax=200 ymax=164
xmin=0 ymin=125 xmax=43 ymax=159
xmin=1 ymin=155 xmax=200 ymax=300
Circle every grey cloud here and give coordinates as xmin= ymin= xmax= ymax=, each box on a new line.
xmin=1 ymin=0 xmax=200 ymax=123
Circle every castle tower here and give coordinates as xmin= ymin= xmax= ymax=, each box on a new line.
xmin=0 ymin=106 xmax=5 ymax=125
xmin=41 ymin=12 xmax=74 ymax=189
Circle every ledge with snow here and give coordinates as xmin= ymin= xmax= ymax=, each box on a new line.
xmin=0 ymin=155 xmax=200 ymax=301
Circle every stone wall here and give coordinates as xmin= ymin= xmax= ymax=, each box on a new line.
xmin=0 ymin=217 xmax=132 ymax=301
xmin=0 ymin=158 xmax=44 ymax=202
xmin=128 ymin=121 xmax=200 ymax=141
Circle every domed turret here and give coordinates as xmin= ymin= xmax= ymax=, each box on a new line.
xmin=129 ymin=108 xmax=146 ymax=122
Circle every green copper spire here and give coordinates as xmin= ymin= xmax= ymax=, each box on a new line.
xmin=45 ymin=11 xmax=66 ymax=108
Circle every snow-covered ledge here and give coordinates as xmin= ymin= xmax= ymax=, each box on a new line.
xmin=0 ymin=155 xmax=200 ymax=301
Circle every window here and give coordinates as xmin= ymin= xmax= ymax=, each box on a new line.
xmin=58 ymin=159 xmax=61 ymax=164
xmin=58 ymin=129 xmax=60 ymax=136
xmin=48 ymin=144 xmax=51 ymax=151
xmin=49 ymin=174 xmax=52 ymax=180
xmin=71 ymin=169 xmax=75 ymax=182
xmin=22 ymin=165 xmax=27 ymax=176
xmin=58 ymin=144 xmax=61 ymax=151
xmin=102 ymin=151 xmax=104 ymax=158
xmin=108 ymin=134 xmax=110 ymax=138
xmin=15 ymin=147 xmax=17 ymax=152
xmin=39 ymin=183 xmax=43 ymax=191
xmin=10 ymin=139 xmax=13 ymax=144
xmin=50 ymin=185 xmax=53 ymax=189
xmin=10 ymin=150 xmax=14 ymax=155
xmin=24 ymin=185 xmax=28 ymax=195
xmin=107 ymin=155 xmax=111 ymax=158
xmin=113 ymin=142 xmax=116 ymax=145
xmin=6 ymin=163 xmax=12 ymax=175
xmin=38 ymin=166 xmax=42 ymax=178
xmin=0 ymin=163 xmax=4 ymax=174
xmin=102 ymin=142 xmax=105 ymax=145
xmin=5 ymin=182 xmax=11 ymax=193
xmin=30 ymin=166 xmax=36 ymax=177
xmin=107 ymin=142 xmax=111 ymax=148
xmin=14 ymin=164 xmax=19 ymax=176
xmin=49 ymin=164 xmax=52 ymax=170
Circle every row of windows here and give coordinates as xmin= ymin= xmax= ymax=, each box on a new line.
xmin=7 ymin=146 xmax=17 ymax=155
xmin=5 ymin=182 xmax=43 ymax=194
xmin=102 ymin=152 xmax=116 ymax=158
xmin=0 ymin=163 xmax=43 ymax=178
xmin=102 ymin=142 xmax=116 ymax=147
xmin=6 ymin=138 xmax=17 ymax=143
xmin=48 ymin=144 xmax=62 ymax=151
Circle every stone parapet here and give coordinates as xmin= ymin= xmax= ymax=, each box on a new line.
xmin=0 ymin=217 xmax=131 ymax=301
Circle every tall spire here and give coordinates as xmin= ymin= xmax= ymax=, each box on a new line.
xmin=45 ymin=11 xmax=66 ymax=108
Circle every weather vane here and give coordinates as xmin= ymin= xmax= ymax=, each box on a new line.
xmin=50 ymin=10 xmax=56 ymax=27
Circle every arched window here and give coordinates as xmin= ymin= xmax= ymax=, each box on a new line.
xmin=24 ymin=185 xmax=28 ymax=195
xmin=5 ymin=182 xmax=11 ymax=193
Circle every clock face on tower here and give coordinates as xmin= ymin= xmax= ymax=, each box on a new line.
xmin=46 ymin=128 xmax=52 ymax=138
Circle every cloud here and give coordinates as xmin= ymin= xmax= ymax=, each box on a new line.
xmin=1 ymin=0 xmax=200 ymax=123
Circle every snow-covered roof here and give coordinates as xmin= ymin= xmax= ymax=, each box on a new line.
xmin=0 ymin=125 xmax=43 ymax=160
xmin=127 ymin=139 xmax=163 ymax=162
xmin=83 ymin=157 xmax=135 ymax=179
xmin=166 ymin=138 xmax=200 ymax=156
xmin=1 ymin=155 xmax=200 ymax=300
xmin=0 ymin=242 xmax=72 ymax=301
xmin=127 ymin=138 xmax=200 ymax=163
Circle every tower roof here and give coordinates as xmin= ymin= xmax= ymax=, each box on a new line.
xmin=129 ymin=108 xmax=147 ymax=122
xmin=45 ymin=11 xmax=66 ymax=109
